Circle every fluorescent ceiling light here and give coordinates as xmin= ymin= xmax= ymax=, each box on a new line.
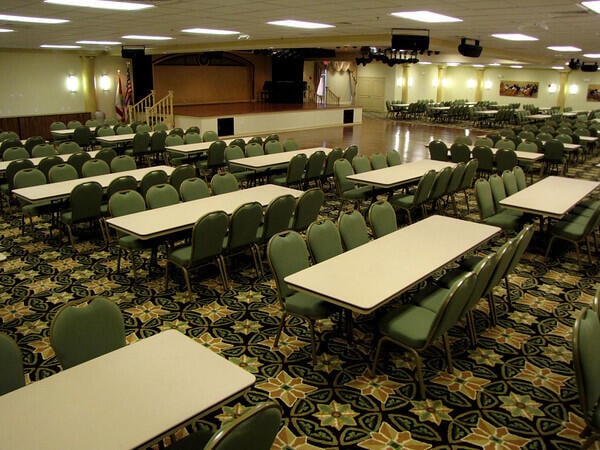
xmin=584 ymin=53 xmax=600 ymax=58
xmin=510 ymin=65 xmax=523 ymax=68
xmin=41 ymin=44 xmax=81 ymax=48
xmin=44 ymin=0 xmax=153 ymax=11
xmin=551 ymin=66 xmax=564 ymax=69
xmin=472 ymin=64 xmax=485 ymax=67
xmin=491 ymin=33 xmax=538 ymax=41
xmin=122 ymin=35 xmax=172 ymax=40
xmin=0 ymin=14 xmax=68 ymax=24
xmin=488 ymin=63 xmax=501 ymax=66
xmin=581 ymin=1 xmax=600 ymax=14
xmin=391 ymin=10 xmax=462 ymax=23
xmin=77 ymin=40 xmax=121 ymax=45
xmin=267 ymin=20 xmax=334 ymax=29
xmin=0 ymin=28 xmax=14 ymax=32
xmin=446 ymin=62 xmax=460 ymax=66
xmin=181 ymin=28 xmax=240 ymax=35
xmin=417 ymin=61 xmax=432 ymax=64
xmin=547 ymin=46 xmax=581 ymax=52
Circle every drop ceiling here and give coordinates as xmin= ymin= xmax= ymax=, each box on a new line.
xmin=0 ymin=0 xmax=599 ymax=67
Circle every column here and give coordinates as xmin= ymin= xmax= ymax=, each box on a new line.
xmin=436 ymin=66 xmax=445 ymax=103
xmin=401 ymin=65 xmax=410 ymax=103
xmin=475 ymin=68 xmax=485 ymax=102
xmin=80 ymin=56 xmax=97 ymax=115
xmin=557 ymin=71 xmax=569 ymax=112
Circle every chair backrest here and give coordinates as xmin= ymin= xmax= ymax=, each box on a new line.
xmin=306 ymin=219 xmax=344 ymax=263
xmin=352 ymin=155 xmax=371 ymax=174
xmin=184 ymin=132 xmax=202 ymax=144
xmin=225 ymin=145 xmax=246 ymax=174
xmin=472 ymin=146 xmax=494 ymax=171
xmin=106 ymin=175 xmax=138 ymax=199
xmin=110 ymin=155 xmax=137 ymax=173
xmin=95 ymin=147 xmax=118 ymax=167
xmin=3 ymin=146 xmax=29 ymax=161
xmin=48 ymin=163 xmax=79 ymax=183
xmin=573 ymin=306 xmax=600 ymax=432
xmin=131 ymin=132 xmax=151 ymax=155
xmin=512 ymin=166 xmax=527 ymax=191
xmin=474 ymin=137 xmax=493 ymax=148
xmin=150 ymin=130 xmax=167 ymax=153
xmin=495 ymin=139 xmax=516 ymax=150
xmin=428 ymin=140 xmax=449 ymax=161
xmin=454 ymin=135 xmax=472 ymax=146
xmin=342 ymin=145 xmax=358 ymax=162
xmin=116 ymin=125 xmax=133 ymax=135
xmin=164 ymin=134 xmax=184 ymax=147
xmin=247 ymin=136 xmax=263 ymax=146
xmin=140 ymin=169 xmax=169 ymax=198
xmin=211 ymin=172 xmax=239 ymax=195
xmin=449 ymin=143 xmax=470 ymax=163
xmin=67 ymin=120 xmax=82 ymax=129
xmin=413 ymin=169 xmax=437 ymax=205
xmin=516 ymin=141 xmax=538 ymax=153
xmin=543 ymin=139 xmax=565 ymax=162
xmin=229 ymin=138 xmax=246 ymax=151
xmin=96 ymin=126 xmax=115 ymax=138
xmin=484 ymin=237 xmax=519 ymax=298
xmin=267 ymin=231 xmax=311 ymax=300
xmin=505 ymin=224 xmax=535 ymax=276
xmin=370 ymin=153 xmax=388 ymax=170
xmin=429 ymin=166 xmax=453 ymax=202
xmin=179 ymin=177 xmax=210 ymax=201
xmin=495 ymin=149 xmax=517 ymax=173
xmin=283 ymin=138 xmax=299 ymax=151
xmin=14 ymin=168 xmax=46 ymax=190
xmin=261 ymin=194 xmax=296 ymax=242
xmin=386 ymin=150 xmax=401 ymax=166
xmin=291 ymin=188 xmax=325 ymax=232
xmin=73 ymin=126 xmax=91 ymax=147
xmin=82 ymin=158 xmax=110 ymax=177
xmin=203 ymin=402 xmax=282 ymax=450
xmin=168 ymin=164 xmax=196 ymax=192
xmin=338 ymin=209 xmax=370 ymax=250
xmin=460 ymin=159 xmax=478 ymax=190
xmin=66 ymin=151 xmax=92 ymax=177
xmin=459 ymin=252 xmax=498 ymax=318
xmin=50 ymin=121 xmax=66 ymax=131
xmin=446 ymin=162 xmax=466 ymax=195
xmin=245 ymin=142 xmax=264 ymax=157
xmin=202 ymin=130 xmax=218 ymax=142
xmin=69 ymin=181 xmax=104 ymax=222
xmin=502 ymin=170 xmax=519 ymax=195
xmin=0 ymin=333 xmax=25 ymax=395
xmin=31 ymin=143 xmax=55 ymax=158
xmin=284 ymin=153 xmax=307 ymax=185
xmin=333 ymin=158 xmax=356 ymax=194
xmin=5 ymin=159 xmax=34 ymax=191
xmin=108 ymin=189 xmax=146 ymax=217
xmin=169 ymin=127 xmax=184 ymax=138
xmin=323 ymin=147 xmax=343 ymax=177
xmin=185 ymin=126 xmax=200 ymax=135
xmin=206 ymin=140 xmax=227 ymax=168
xmin=264 ymin=140 xmax=283 ymax=155
xmin=488 ymin=174 xmax=507 ymax=211
xmin=50 ymin=297 xmax=126 ymax=369
xmin=190 ymin=211 xmax=229 ymax=263
xmin=146 ymin=183 xmax=180 ymax=209
xmin=264 ymin=134 xmax=280 ymax=144
xmin=57 ymin=141 xmax=81 ymax=155
xmin=305 ymin=150 xmax=327 ymax=180
xmin=0 ymin=139 xmax=24 ymax=154
xmin=226 ymin=201 xmax=263 ymax=251
xmin=368 ymin=200 xmax=397 ymax=238
xmin=37 ymin=155 xmax=64 ymax=179
xmin=474 ymin=178 xmax=496 ymax=220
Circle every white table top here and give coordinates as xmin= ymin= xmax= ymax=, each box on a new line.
xmin=0 ymin=150 xmax=99 ymax=174
xmin=526 ymin=114 xmax=552 ymax=120
xmin=579 ymin=136 xmax=598 ymax=142
xmin=232 ymin=147 xmax=331 ymax=170
xmin=0 ymin=330 xmax=255 ymax=450
xmin=50 ymin=127 xmax=94 ymax=136
xmin=106 ymin=184 xmax=303 ymax=240
xmin=474 ymin=110 xmax=498 ymax=115
xmin=12 ymin=165 xmax=174 ymax=204
xmin=95 ymin=131 xmax=158 ymax=143
xmin=165 ymin=137 xmax=258 ymax=156
xmin=347 ymin=159 xmax=455 ymax=188
xmin=285 ymin=215 xmax=500 ymax=314
xmin=429 ymin=106 xmax=451 ymax=111
xmin=465 ymin=145 xmax=543 ymax=162
xmin=500 ymin=176 xmax=600 ymax=219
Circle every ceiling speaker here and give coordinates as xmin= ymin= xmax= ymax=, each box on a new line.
xmin=458 ymin=38 xmax=482 ymax=58
xmin=581 ymin=62 xmax=598 ymax=72
xmin=568 ymin=58 xmax=581 ymax=70
xmin=391 ymin=34 xmax=429 ymax=52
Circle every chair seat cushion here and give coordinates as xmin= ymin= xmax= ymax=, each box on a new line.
xmin=285 ymin=291 xmax=333 ymax=319
xmin=413 ymin=284 xmax=451 ymax=314
xmin=483 ymin=211 xmax=522 ymax=231
xmin=269 ymin=175 xmax=287 ymax=185
xmin=343 ymin=186 xmax=372 ymax=199
xmin=118 ymin=235 xmax=149 ymax=251
xmin=389 ymin=193 xmax=415 ymax=208
xmin=168 ymin=245 xmax=192 ymax=266
xmin=378 ymin=304 xmax=437 ymax=348
xmin=551 ymin=218 xmax=591 ymax=240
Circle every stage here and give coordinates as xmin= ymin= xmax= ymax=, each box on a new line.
xmin=173 ymin=102 xmax=362 ymax=137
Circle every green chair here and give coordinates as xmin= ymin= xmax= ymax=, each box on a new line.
xmin=445 ymin=162 xmax=466 ymax=216
xmin=37 ymin=155 xmax=63 ymax=180
xmin=110 ymin=155 xmax=137 ymax=173
xmin=67 ymin=151 xmax=92 ymax=177
xmin=283 ymin=138 xmax=299 ymax=151
xmin=495 ymin=149 xmax=517 ymax=173
xmin=428 ymin=140 xmax=449 ymax=161
xmin=140 ymin=169 xmax=169 ymax=199
xmin=475 ymin=137 xmax=493 ymax=147
xmin=165 ymin=211 xmax=230 ymax=298
xmin=165 ymin=134 xmax=185 ymax=165
xmin=304 ymin=150 xmax=326 ymax=188
xmin=31 ymin=143 xmax=55 ymax=158
xmin=57 ymin=141 xmax=81 ymax=155
xmin=168 ymin=164 xmax=196 ymax=194
xmin=543 ymin=139 xmax=567 ymax=175
xmin=60 ymin=181 xmax=104 ymax=247
xmin=154 ymin=122 xmax=168 ymax=132
xmin=13 ymin=168 xmax=51 ymax=234
xmin=95 ymin=148 xmax=118 ymax=167
xmin=338 ymin=209 xmax=370 ymax=250
xmin=267 ymin=231 xmax=336 ymax=364
xmin=3 ymin=146 xmax=29 ymax=161
xmin=264 ymin=140 xmax=283 ymax=155
xmin=386 ymin=150 xmax=401 ymax=166
xmin=0 ymin=139 xmax=24 ymax=156
xmin=449 ymin=143 xmax=470 ymax=163
xmin=106 ymin=175 xmax=137 ymax=200
xmin=351 ymin=155 xmax=371 ymax=174
xmin=49 ymin=296 xmax=126 ymax=369
xmin=125 ymin=132 xmax=151 ymax=166
xmin=1 ymin=159 xmax=34 ymax=209
xmin=321 ymin=147 xmax=343 ymax=188
xmin=96 ymin=126 xmax=116 ymax=149
xmin=495 ymin=139 xmax=516 ymax=151
xmin=458 ymin=158 xmax=478 ymax=214
xmin=513 ymin=166 xmax=527 ymax=191
xmin=202 ymin=130 xmax=218 ymax=142
xmin=48 ymin=163 xmax=78 ymax=183
xmin=229 ymin=138 xmax=246 ymax=151
xmin=197 ymin=140 xmax=227 ymax=179
xmin=454 ymin=135 xmax=472 ymax=146
xmin=145 ymin=183 xmax=180 ymax=209
xmin=184 ymin=132 xmax=202 ymax=144
xmin=516 ymin=141 xmax=539 ymax=183
xmin=223 ymin=201 xmax=264 ymax=277
xmin=169 ymin=127 xmax=185 ymax=138
xmin=389 ymin=169 xmax=436 ymax=224
xmin=264 ymin=134 xmax=279 ymax=144
xmin=73 ymin=126 xmax=92 ymax=150
xmin=270 ymin=153 xmax=307 ymax=188
xmin=306 ymin=219 xmax=344 ymax=263
xmin=67 ymin=120 xmax=82 ymax=129
xmin=545 ymin=205 xmax=600 ymax=265
xmin=573 ymin=307 xmax=600 ymax=449
xmin=210 ymin=172 xmax=239 ymax=195
xmin=333 ymin=159 xmax=373 ymax=212
xmin=257 ymin=194 xmax=296 ymax=247
xmin=81 ymin=158 xmax=110 ymax=177
xmin=50 ymin=121 xmax=67 ymax=133
xmin=371 ymin=271 xmax=475 ymax=398
xmin=368 ymin=200 xmax=397 ymax=238
xmin=472 ymin=145 xmax=494 ymax=178
xmin=0 ymin=333 xmax=25 ymax=395
xmin=247 ymin=136 xmax=263 ymax=146
xmin=168 ymin=402 xmax=282 ymax=450
xmin=149 ymin=130 xmax=167 ymax=163
xmin=245 ymin=142 xmax=264 ymax=157
xmin=428 ymin=166 xmax=453 ymax=213
xmin=370 ymin=153 xmax=388 ymax=170
xmin=474 ymin=178 xmax=523 ymax=232
xmin=502 ymin=169 xmax=519 ymax=195
xmin=342 ymin=145 xmax=358 ymax=162
xmin=290 ymin=188 xmax=325 ymax=232
xmin=116 ymin=125 xmax=133 ymax=135
xmin=179 ymin=177 xmax=210 ymax=201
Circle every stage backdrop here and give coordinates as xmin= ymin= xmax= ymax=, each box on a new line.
xmin=499 ymin=80 xmax=539 ymax=98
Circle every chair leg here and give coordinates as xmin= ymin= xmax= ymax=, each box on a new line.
xmin=466 ymin=310 xmax=478 ymax=347
xmin=487 ymin=292 xmax=497 ymax=326
xmin=217 ymin=255 xmax=229 ymax=290
xmin=442 ymin=333 xmax=454 ymax=373
xmin=182 ymin=267 xmax=192 ymax=301
xmin=273 ymin=311 xmax=288 ymax=348
xmin=504 ymin=276 xmax=512 ymax=310
xmin=408 ymin=347 xmax=426 ymax=399
xmin=544 ymin=236 xmax=557 ymax=260
xmin=370 ymin=336 xmax=386 ymax=376
xmin=308 ymin=319 xmax=318 ymax=365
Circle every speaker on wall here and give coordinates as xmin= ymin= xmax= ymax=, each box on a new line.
xmin=458 ymin=38 xmax=483 ymax=58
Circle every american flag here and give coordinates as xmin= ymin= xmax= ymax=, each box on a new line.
xmin=124 ymin=66 xmax=133 ymax=120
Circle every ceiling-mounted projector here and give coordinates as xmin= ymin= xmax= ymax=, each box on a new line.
xmin=458 ymin=38 xmax=482 ymax=58
xmin=391 ymin=28 xmax=430 ymax=52
xmin=581 ymin=62 xmax=598 ymax=72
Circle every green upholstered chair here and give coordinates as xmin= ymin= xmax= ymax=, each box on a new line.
xmin=210 ymin=172 xmax=239 ymax=195
xmin=3 ymin=146 xmax=29 ymax=161
xmin=389 ymin=169 xmax=436 ymax=224
xmin=338 ymin=209 xmax=370 ymax=250
xmin=449 ymin=143 xmax=470 ymax=163
xmin=179 ymin=177 xmax=210 ymax=202
xmin=81 ymin=158 xmax=110 ymax=177
xmin=168 ymin=164 xmax=196 ymax=194
xmin=223 ymin=201 xmax=264 ymax=277
xmin=371 ymin=271 xmax=476 ymax=398
xmin=368 ymin=200 xmax=397 ymax=238
xmin=67 ymin=120 xmax=82 ymax=129
xmin=0 ymin=139 xmax=24 ymax=156
xmin=225 ymin=145 xmax=253 ymax=185
xmin=502 ymin=169 xmax=519 ymax=195
xmin=48 ymin=163 xmax=78 ymax=183
xmin=229 ymin=138 xmax=246 ymax=151
xmin=386 ymin=150 xmax=401 ymax=166
xmin=184 ymin=132 xmax=202 ymax=144
xmin=38 ymin=155 xmax=63 ymax=180
xmin=145 ymin=183 xmax=180 ymax=209
xmin=73 ymin=126 xmax=92 ymax=150
xmin=472 ymin=145 xmax=494 ymax=178
xmin=57 ymin=141 xmax=81 ymax=155
xmin=1 ymin=159 xmax=34 ymax=210
xmin=165 ymin=211 xmax=230 ymax=298
xmin=369 ymin=153 xmax=388 ymax=170
xmin=116 ymin=125 xmax=133 ymax=135
xmin=197 ymin=140 xmax=227 ymax=179
xmin=169 ymin=127 xmax=185 ymax=138
xmin=50 ymin=297 xmax=125 ymax=369
xmin=474 ymin=178 xmax=523 ymax=232
xmin=321 ymin=147 xmax=343 ymax=188
xmin=445 ymin=162 xmax=466 ymax=216
xmin=264 ymin=134 xmax=279 ymax=144
xmin=351 ymin=154 xmax=371 ymax=174
xmin=283 ymin=138 xmax=299 ymax=151
xmin=290 ymin=188 xmax=325 ymax=232
xmin=164 ymin=134 xmax=185 ymax=165
xmin=512 ymin=165 xmax=527 ymax=191
xmin=0 ymin=333 xmax=25 ymax=395
xmin=267 ymin=231 xmax=336 ymax=364
xmin=110 ymin=155 xmax=137 ymax=173
xmin=428 ymin=140 xmax=449 ymax=161
xmin=149 ymin=130 xmax=167 ymax=163
xmin=474 ymin=137 xmax=493 ymax=147
xmin=573 ymin=307 xmax=600 ymax=449
xmin=105 ymin=175 xmax=138 ymax=201
xmin=543 ymin=139 xmax=567 ymax=176
xmin=495 ymin=138 xmax=516 ymax=150
xmin=257 ymin=194 xmax=296 ymax=247
xmin=125 ymin=132 xmax=151 ymax=166
xmin=454 ymin=135 xmax=472 ymax=146
xmin=60 ymin=181 xmax=104 ymax=247
xmin=333 ymin=158 xmax=373 ymax=212
xmin=306 ymin=219 xmax=344 ymax=263
xmin=245 ymin=142 xmax=264 ymax=157
xmin=264 ymin=140 xmax=283 ymax=155
xmin=140 ymin=169 xmax=169 ymax=199
xmin=270 ymin=153 xmax=307 ymax=188
xmin=342 ymin=145 xmax=358 ymax=162
xmin=96 ymin=126 xmax=116 ymax=149
xmin=495 ymin=149 xmax=517 ymax=174
xmin=31 ymin=143 xmax=55 ymax=158
xmin=428 ymin=166 xmax=453 ymax=213
xmin=95 ymin=148 xmax=118 ymax=167
xmin=168 ymin=402 xmax=282 ymax=450
xmin=154 ymin=123 xmax=168 ymax=132
xmin=13 ymin=168 xmax=51 ymax=234
xmin=202 ymin=130 xmax=218 ymax=142
xmin=66 ymin=151 xmax=92 ymax=177
xmin=304 ymin=150 xmax=326 ymax=189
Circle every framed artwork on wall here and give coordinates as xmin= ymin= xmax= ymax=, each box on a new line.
xmin=587 ymin=85 xmax=600 ymax=102
xmin=499 ymin=81 xmax=539 ymax=97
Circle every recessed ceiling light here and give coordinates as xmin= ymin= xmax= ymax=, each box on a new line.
xmin=267 ymin=20 xmax=334 ymax=29
xmin=583 ymin=53 xmax=600 ymax=58
xmin=547 ymin=46 xmax=581 ymax=52
xmin=491 ymin=33 xmax=538 ymax=41
xmin=510 ymin=65 xmax=523 ymax=68
xmin=390 ymin=10 xmax=462 ymax=23
xmin=417 ymin=61 xmax=432 ymax=64
xmin=472 ymin=64 xmax=485 ymax=67
xmin=0 ymin=14 xmax=68 ymax=24
xmin=40 ymin=44 xmax=81 ymax=49
xmin=581 ymin=1 xmax=600 ymax=14
xmin=181 ymin=28 xmax=240 ymax=35
xmin=44 ymin=0 xmax=153 ymax=11
xmin=77 ymin=40 xmax=121 ymax=45
xmin=0 ymin=28 xmax=14 ymax=32
xmin=446 ymin=62 xmax=460 ymax=66
xmin=122 ymin=35 xmax=172 ymax=40
xmin=551 ymin=66 xmax=565 ymax=70
xmin=488 ymin=63 xmax=501 ymax=66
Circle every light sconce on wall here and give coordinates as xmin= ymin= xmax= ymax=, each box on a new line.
xmin=569 ymin=84 xmax=579 ymax=94
xmin=484 ymin=80 xmax=493 ymax=90
xmin=548 ymin=83 xmax=558 ymax=93
xmin=66 ymin=74 xmax=78 ymax=93
xmin=466 ymin=79 xmax=477 ymax=88
xmin=99 ymin=74 xmax=111 ymax=91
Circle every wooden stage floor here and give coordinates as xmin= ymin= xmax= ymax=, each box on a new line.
xmin=173 ymin=102 xmax=344 ymax=118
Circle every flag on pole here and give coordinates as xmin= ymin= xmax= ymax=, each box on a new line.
xmin=114 ymin=73 xmax=125 ymax=123
xmin=124 ymin=66 xmax=133 ymax=122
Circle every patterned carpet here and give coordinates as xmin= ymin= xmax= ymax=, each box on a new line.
xmin=1 ymin=155 xmax=599 ymax=449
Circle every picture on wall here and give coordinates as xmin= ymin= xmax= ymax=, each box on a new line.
xmin=499 ymin=80 xmax=539 ymax=98
xmin=587 ymin=85 xmax=600 ymax=102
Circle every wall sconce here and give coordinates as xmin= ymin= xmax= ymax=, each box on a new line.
xmin=66 ymin=74 xmax=78 ymax=93
xmin=484 ymin=80 xmax=493 ymax=90
xmin=466 ymin=79 xmax=477 ymax=88
xmin=548 ymin=83 xmax=558 ymax=93
xmin=396 ymin=76 xmax=402 ymax=87
xmin=569 ymin=84 xmax=579 ymax=94
xmin=407 ymin=77 xmax=413 ymax=87
xmin=441 ymin=78 xmax=449 ymax=87
xmin=433 ymin=78 xmax=439 ymax=87
xmin=99 ymin=74 xmax=111 ymax=92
